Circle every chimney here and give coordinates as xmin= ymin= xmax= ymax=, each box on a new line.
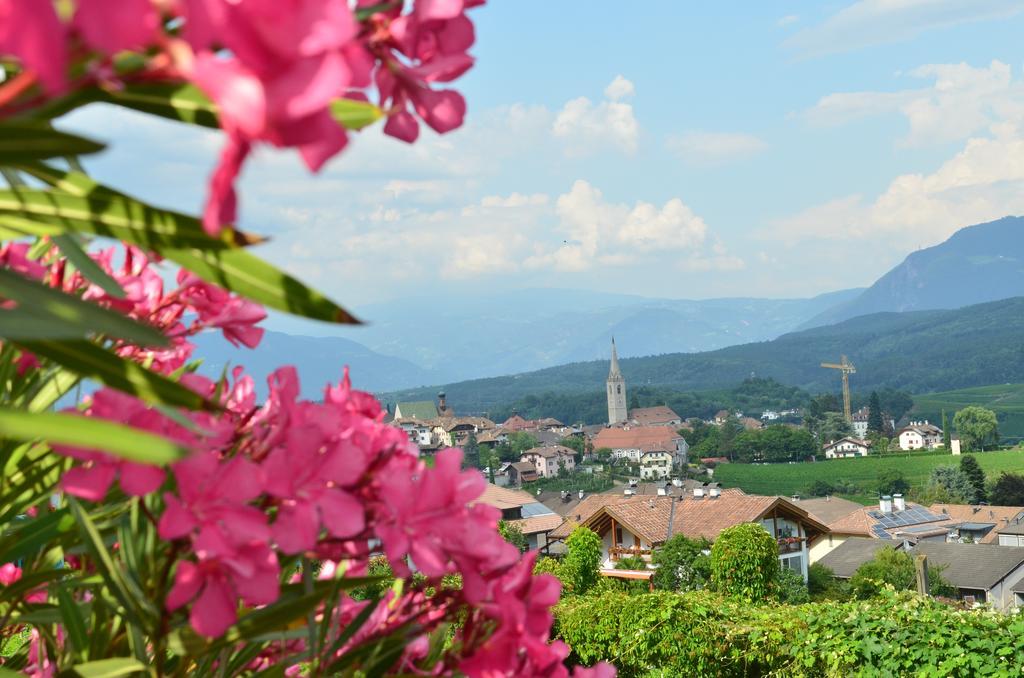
xmin=709 ymin=487 xmax=721 ymax=499
xmin=893 ymin=494 xmax=905 ymax=512
xmin=879 ymin=495 xmax=893 ymax=513
xmin=657 ymin=488 xmax=666 ymax=496
xmin=578 ymin=490 xmax=584 ymax=500
xmin=693 ymin=487 xmax=705 ymax=499
xmin=672 ymin=478 xmax=682 ymax=487
xmin=791 ymin=494 xmax=800 ymax=502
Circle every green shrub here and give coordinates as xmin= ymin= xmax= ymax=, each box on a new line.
xmin=561 ymin=526 xmax=603 ymax=595
xmin=614 ymin=555 xmax=647 ymax=570
xmin=710 ymin=523 xmax=779 ymax=601
xmin=849 ymin=547 xmax=954 ymax=599
xmin=498 ymin=519 xmax=528 ymax=552
xmin=651 ymin=534 xmax=711 ymax=592
xmin=775 ymin=567 xmax=809 ymax=604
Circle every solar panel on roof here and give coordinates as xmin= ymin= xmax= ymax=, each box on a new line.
xmin=521 ymin=503 xmax=554 ymax=517
xmin=871 ymin=525 xmax=891 ymax=539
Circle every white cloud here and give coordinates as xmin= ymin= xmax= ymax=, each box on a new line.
xmin=777 ymin=14 xmax=800 ymax=27
xmin=805 ymin=60 xmax=1024 ymax=146
xmin=774 ymin=123 xmax=1024 ymax=247
xmin=786 ymin=0 xmax=1024 ymax=57
xmin=667 ymin=131 xmax=768 ymax=165
xmin=552 ymin=78 xmax=640 ymax=155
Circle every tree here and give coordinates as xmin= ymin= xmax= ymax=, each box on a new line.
xmin=817 ymin=412 xmax=853 ymax=444
xmin=941 ymin=410 xmax=951 ymax=450
xmin=496 ymin=431 xmax=539 ymax=462
xmin=807 ymin=562 xmax=846 ymax=600
xmin=561 ymin=526 xmax=603 ymax=595
xmin=867 ymin=391 xmax=884 ymax=434
xmin=804 ymin=479 xmax=835 ymax=497
xmin=954 ymin=406 xmax=1000 ymax=451
xmin=849 ymin=547 xmax=953 ymax=599
xmin=651 ymin=534 xmax=712 ymax=591
xmin=629 ymin=393 xmax=640 ymax=410
xmin=876 ymin=469 xmax=910 ymax=496
xmin=498 ymin=520 xmax=528 ymax=552
xmin=923 ymin=465 xmax=974 ymax=504
xmin=560 ymin=435 xmax=586 ymax=461
xmin=463 ymin=429 xmax=480 ymax=469
xmin=775 ymin=568 xmax=810 ymax=604
xmin=991 ymin=472 xmax=1024 ymax=506
xmin=959 ymin=454 xmax=987 ymax=504
xmin=710 ymin=523 xmax=779 ymax=602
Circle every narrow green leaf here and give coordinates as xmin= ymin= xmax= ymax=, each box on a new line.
xmin=0 ymin=122 xmax=105 ymax=161
xmin=0 ymin=508 xmax=74 ymax=563
xmin=27 ymin=367 xmax=80 ymax=412
xmin=17 ymin=340 xmax=215 ymax=411
xmin=57 ymin=586 xmax=90 ymax=662
xmin=68 ymin=498 xmax=156 ymax=627
xmin=0 ymin=408 xmax=189 ymax=464
xmin=0 ymin=268 xmax=166 ymax=346
xmin=64 ymin=658 xmax=145 ymax=678
xmin=100 ymin=82 xmax=221 ymax=129
xmin=330 ymin=98 xmax=384 ymax=131
xmin=52 ymin=233 xmax=126 ymax=298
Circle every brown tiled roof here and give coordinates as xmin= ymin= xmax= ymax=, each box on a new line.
xmin=510 ymin=513 xmax=564 ymax=535
xmin=473 ymin=484 xmax=536 ymax=510
xmin=793 ymin=496 xmax=864 ymax=525
xmin=739 ymin=417 xmax=763 ymax=430
xmin=549 ymin=493 xmax=637 ymax=539
xmin=823 ymin=437 xmax=871 ymax=450
xmin=829 ymin=502 xmax=953 ymax=538
xmin=592 ymin=425 xmax=681 ymax=451
xmin=629 ymin=406 xmax=681 ymax=426
xmin=522 ymin=445 xmax=576 ymax=459
xmin=929 ymin=503 xmax=1024 ymax=544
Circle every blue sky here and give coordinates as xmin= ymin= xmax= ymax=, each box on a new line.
xmin=64 ymin=0 xmax=1024 ymax=321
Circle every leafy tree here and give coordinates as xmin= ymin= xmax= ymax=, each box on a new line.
xmin=807 ymin=562 xmax=846 ymax=600
xmin=710 ymin=523 xmax=779 ymax=602
xmin=991 ymin=472 xmax=1024 ymax=506
xmin=867 ymin=391 xmax=884 ymax=433
xmin=775 ymin=568 xmax=810 ymax=604
xmin=495 ymin=431 xmax=539 ymax=462
xmin=629 ymin=393 xmax=640 ymax=410
xmin=498 ymin=519 xmax=528 ymax=553
xmin=463 ymin=429 xmax=480 ymax=468
xmin=923 ymin=465 xmax=973 ymax=504
xmin=959 ymin=454 xmax=987 ymax=504
xmin=954 ymin=406 xmax=1000 ymax=451
xmin=877 ymin=389 xmax=914 ymax=423
xmin=849 ymin=547 xmax=953 ymax=599
xmin=807 ymin=393 xmax=842 ymax=420
xmin=942 ymin=410 xmax=951 ymax=450
xmin=816 ymin=412 xmax=853 ymax=444
xmin=561 ymin=526 xmax=603 ymax=595
xmin=651 ymin=534 xmax=712 ymax=591
xmin=560 ymin=435 xmax=586 ymax=461
xmin=876 ymin=469 xmax=910 ymax=496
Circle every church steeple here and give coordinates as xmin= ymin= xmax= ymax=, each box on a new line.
xmin=606 ymin=337 xmax=628 ymax=424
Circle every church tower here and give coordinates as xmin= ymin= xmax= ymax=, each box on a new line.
xmin=607 ymin=338 xmax=628 ymax=424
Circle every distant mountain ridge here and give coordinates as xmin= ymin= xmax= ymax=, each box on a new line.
xmin=380 ymin=297 xmax=1024 ymax=414
xmin=802 ymin=215 xmax=1024 ymax=328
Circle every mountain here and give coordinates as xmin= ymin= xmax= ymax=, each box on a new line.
xmin=803 ymin=216 xmax=1024 ymax=328
xmin=380 ymin=297 xmax=1024 ymax=415
xmin=279 ymin=287 xmax=864 ymax=385
xmin=191 ymin=331 xmax=438 ymax=399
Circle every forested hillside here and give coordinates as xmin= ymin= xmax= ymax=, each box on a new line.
xmin=381 ymin=297 xmax=1024 ymax=416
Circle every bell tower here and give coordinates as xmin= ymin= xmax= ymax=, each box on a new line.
xmin=606 ymin=338 xmax=627 ymax=424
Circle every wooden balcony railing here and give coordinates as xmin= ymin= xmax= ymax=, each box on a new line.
xmin=777 ymin=537 xmax=805 ymax=554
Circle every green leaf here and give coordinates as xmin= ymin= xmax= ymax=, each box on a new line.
xmin=17 ymin=340 xmax=216 ymax=411
xmin=0 ymin=122 xmax=105 ymax=162
xmin=4 ymin=173 xmax=359 ymax=323
xmin=98 ymin=82 xmax=221 ymax=129
xmin=52 ymin=233 xmax=126 ymax=298
xmin=0 ymin=508 xmax=75 ymax=563
xmin=0 ymin=268 xmax=166 ymax=346
xmin=330 ymin=98 xmax=384 ymax=131
xmin=62 ymin=658 xmax=146 ymax=678
xmin=0 ymin=408 xmax=189 ymax=464
xmin=57 ymin=586 xmax=91 ymax=662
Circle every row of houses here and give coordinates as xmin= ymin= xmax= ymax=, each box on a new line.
xmin=478 ymin=479 xmax=1024 ymax=611
xmin=821 ymin=420 xmax=962 ymax=459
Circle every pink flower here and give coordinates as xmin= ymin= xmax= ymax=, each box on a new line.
xmin=24 ymin=628 xmax=54 ymax=678
xmin=73 ymin=0 xmax=160 ymax=56
xmin=177 ymin=271 xmax=267 ymax=347
xmin=167 ymin=540 xmax=280 ymax=638
xmin=0 ymin=0 xmax=66 ymax=93
xmin=0 ymin=242 xmax=47 ymax=281
xmin=0 ymin=562 xmax=21 ymax=586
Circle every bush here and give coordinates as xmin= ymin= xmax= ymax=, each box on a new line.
xmin=876 ymin=468 xmax=910 ymax=496
xmin=561 ymin=526 xmax=603 ymax=595
xmin=803 ymin=479 xmax=835 ymax=497
xmin=614 ymin=555 xmax=647 ymax=571
xmin=710 ymin=523 xmax=779 ymax=602
xmin=849 ymin=547 xmax=954 ymax=599
xmin=807 ymin=562 xmax=848 ymax=600
xmin=774 ymin=567 xmax=809 ymax=604
xmin=498 ymin=519 xmax=528 ymax=552
xmin=651 ymin=534 xmax=711 ymax=591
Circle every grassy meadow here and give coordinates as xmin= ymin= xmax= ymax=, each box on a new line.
xmin=714 ymin=449 xmax=1024 ymax=505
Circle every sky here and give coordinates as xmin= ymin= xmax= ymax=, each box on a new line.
xmin=62 ymin=0 xmax=1024 ymax=323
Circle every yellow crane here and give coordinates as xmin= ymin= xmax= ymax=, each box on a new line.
xmin=821 ymin=355 xmax=856 ymax=423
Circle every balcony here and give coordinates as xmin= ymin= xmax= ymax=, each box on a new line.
xmin=777 ymin=537 xmax=804 ymax=554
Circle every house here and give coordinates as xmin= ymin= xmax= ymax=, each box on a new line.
xmin=931 ymin=504 xmax=1024 ymax=544
xmin=431 ymin=416 xmax=496 ymax=447
xmin=393 ymin=401 xmax=439 ymax=420
xmin=477 ymin=429 xmax=509 ymax=448
xmin=592 ymin=425 xmax=688 ymax=467
xmin=506 ymin=461 xmax=539 ymax=486
xmin=629 ymin=406 xmax=682 ymax=427
xmin=791 ymin=495 xmax=864 ymax=527
xmin=393 ymin=417 xmax=435 ymax=448
xmin=473 ymin=484 xmax=562 ymax=551
xmin=520 ymin=445 xmax=577 ymax=479
xmin=818 ymin=537 xmax=1024 ymax=611
xmin=581 ymin=490 xmax=829 ymax=580
xmin=897 ymin=421 xmax=944 ymax=451
xmin=851 ymin=407 xmax=895 ymax=437
xmin=639 ymin=449 xmax=673 ymax=480
xmin=739 ymin=416 xmax=764 ymax=431
xmin=713 ymin=410 xmax=733 ymax=425
xmin=823 ymin=437 xmax=871 ymax=459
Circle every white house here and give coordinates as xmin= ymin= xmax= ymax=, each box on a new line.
xmin=823 ymin=437 xmax=871 ymax=459
xmin=394 ymin=418 xmax=434 ymax=448
xmin=851 ymin=407 xmax=895 ymax=438
xmin=898 ymin=421 xmax=944 ymax=451
xmin=520 ymin=445 xmax=576 ymax=479
xmin=639 ymin=449 xmax=673 ymax=480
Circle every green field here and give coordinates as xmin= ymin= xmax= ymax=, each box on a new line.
xmin=714 ymin=449 xmax=1024 ymax=504
xmin=912 ymin=384 xmax=1024 ymax=442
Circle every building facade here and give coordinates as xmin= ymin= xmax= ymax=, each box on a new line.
xmin=606 ymin=338 xmax=628 ymax=425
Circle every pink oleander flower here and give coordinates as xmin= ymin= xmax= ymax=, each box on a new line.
xmin=24 ymin=628 xmax=54 ymax=678
xmin=55 ymin=390 xmax=195 ymax=501
xmin=177 ymin=271 xmax=267 ymax=348
xmin=0 ymin=0 xmax=66 ymax=93
xmin=0 ymin=242 xmax=47 ymax=281
xmin=167 ymin=539 xmax=280 ymax=638
xmin=72 ymin=0 xmax=161 ymax=56
xmin=0 ymin=562 xmax=21 ymax=586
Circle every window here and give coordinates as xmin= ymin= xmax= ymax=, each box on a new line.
xmin=780 ymin=555 xmax=803 ymax=573
xmin=616 ymin=385 xmax=621 ymax=394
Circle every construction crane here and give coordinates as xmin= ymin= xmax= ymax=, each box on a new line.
xmin=821 ymin=355 xmax=856 ymax=423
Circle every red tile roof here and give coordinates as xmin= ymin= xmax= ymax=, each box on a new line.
xmin=629 ymin=406 xmax=681 ymax=426
xmin=592 ymin=425 xmax=682 ymax=451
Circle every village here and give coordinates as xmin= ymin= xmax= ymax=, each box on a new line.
xmin=386 ymin=339 xmax=1024 ymax=610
